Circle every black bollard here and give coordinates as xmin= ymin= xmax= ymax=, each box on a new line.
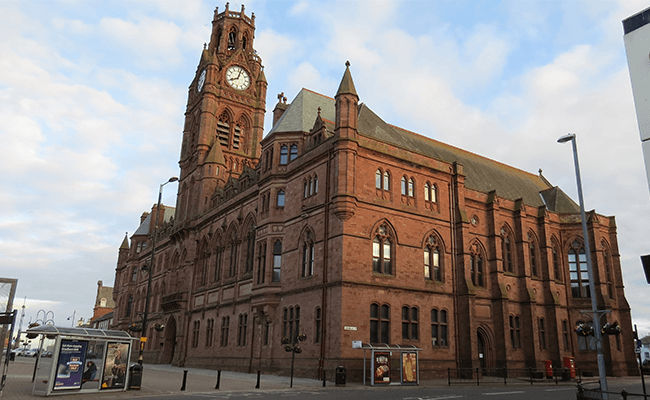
xmin=323 ymin=371 xmax=326 ymax=387
xmin=255 ymin=370 xmax=261 ymax=389
xmin=215 ymin=370 xmax=221 ymax=389
xmin=181 ymin=370 xmax=188 ymax=391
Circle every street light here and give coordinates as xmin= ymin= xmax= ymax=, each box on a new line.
xmin=138 ymin=176 xmax=178 ymax=365
xmin=557 ymin=133 xmax=608 ymax=397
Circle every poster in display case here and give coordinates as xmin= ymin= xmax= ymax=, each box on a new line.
xmin=401 ymin=351 xmax=417 ymax=383
xmin=374 ymin=352 xmax=390 ymax=384
xmin=53 ymin=339 xmax=88 ymax=390
xmin=101 ymin=342 xmax=129 ymax=389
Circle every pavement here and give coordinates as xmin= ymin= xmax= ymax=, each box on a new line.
xmin=1 ymin=357 xmax=645 ymax=399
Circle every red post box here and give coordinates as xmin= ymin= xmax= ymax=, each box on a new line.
xmin=563 ymin=356 xmax=576 ymax=378
xmin=544 ymin=360 xmax=553 ymax=378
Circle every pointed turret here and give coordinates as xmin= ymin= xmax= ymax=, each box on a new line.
xmin=117 ymin=232 xmax=130 ymax=266
xmin=335 ymin=61 xmax=359 ymax=139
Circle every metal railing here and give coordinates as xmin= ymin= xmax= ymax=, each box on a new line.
xmin=577 ymin=383 xmax=650 ymax=399
xmin=447 ymin=367 xmax=582 ymax=386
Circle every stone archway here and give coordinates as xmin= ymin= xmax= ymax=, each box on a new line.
xmin=477 ymin=327 xmax=493 ymax=372
xmin=162 ymin=316 xmax=177 ymax=364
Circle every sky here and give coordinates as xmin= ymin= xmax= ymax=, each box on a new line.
xmin=2 ymin=0 xmax=650 ymax=337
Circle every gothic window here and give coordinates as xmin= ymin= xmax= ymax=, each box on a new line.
xmin=372 ymin=224 xmax=393 ymax=275
xmin=257 ymin=241 xmax=266 ymax=284
xmin=283 ymin=306 xmax=300 ymax=338
xmin=408 ymin=178 xmax=414 ymax=197
xmin=315 ymin=307 xmax=322 ymax=343
xmin=538 ymin=318 xmax=546 ymax=350
xmin=431 ymin=309 xmax=448 ymax=347
xmin=308 ymin=177 xmax=313 ymax=195
xmin=302 ymin=231 xmax=315 ymax=277
xmin=237 ymin=313 xmax=248 ymax=347
xmin=375 ymin=170 xmax=381 ymax=189
xmin=424 ymin=182 xmax=437 ymax=203
xmin=280 ymin=145 xmax=288 ymax=164
xmin=528 ymin=233 xmax=539 ymax=278
xmin=603 ymin=243 xmax=614 ymax=298
xmin=509 ymin=315 xmax=521 ymax=348
xmin=401 ymin=177 xmax=407 ymax=195
xmin=502 ymin=230 xmax=514 ymax=273
xmin=192 ymin=320 xmax=200 ymax=348
xmin=272 ymin=240 xmax=282 ymax=282
xmin=217 ymin=112 xmax=230 ymax=147
xmin=228 ymin=231 xmax=239 ymax=278
xmin=313 ymin=175 xmax=318 ymax=194
xmin=233 ymin=120 xmax=245 ymax=150
xmin=470 ymin=241 xmax=484 ymax=287
xmin=126 ymin=295 xmax=133 ymax=317
xmin=244 ymin=224 xmax=255 ymax=275
xmin=242 ymin=34 xmax=247 ymax=50
xmin=228 ymin=29 xmax=236 ymax=50
xmin=290 ymin=144 xmax=298 ymax=161
xmin=304 ymin=180 xmax=309 ymax=198
xmin=569 ymin=240 xmax=590 ymax=298
xmin=206 ymin=318 xmax=214 ymax=348
xmin=199 ymin=248 xmax=209 ymax=286
xmin=402 ymin=306 xmax=419 ymax=341
xmin=131 ymin=267 xmax=138 ymax=282
xmin=370 ymin=303 xmax=390 ymax=344
xmin=424 ymin=235 xmax=442 ymax=281
xmin=277 ymin=190 xmax=285 ymax=207
xmin=220 ymin=316 xmax=230 ymax=347
xmin=214 ymin=243 xmax=223 ymax=282
xmin=383 ymin=171 xmax=390 ymax=190
xmin=552 ymin=244 xmax=561 ymax=282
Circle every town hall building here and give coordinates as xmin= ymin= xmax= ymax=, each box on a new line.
xmin=112 ymin=3 xmax=639 ymax=380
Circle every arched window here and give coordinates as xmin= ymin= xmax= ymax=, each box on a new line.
xmin=383 ymin=171 xmax=390 ymax=190
xmin=471 ymin=255 xmax=483 ymax=287
xmin=233 ymin=123 xmax=243 ymax=149
xmin=370 ymin=303 xmax=390 ymax=344
xmin=529 ymin=233 xmax=539 ymax=277
xmin=375 ymin=170 xmax=382 ymax=189
xmin=272 ymin=240 xmax=282 ymax=282
xmin=502 ymin=230 xmax=514 ymax=273
xmin=408 ymin=178 xmax=414 ymax=197
xmin=280 ymin=145 xmax=288 ymax=164
xmin=228 ymin=231 xmax=239 ymax=278
xmin=217 ymin=112 xmax=230 ymax=147
xmin=402 ymin=306 xmax=419 ymax=340
xmin=126 ymin=295 xmax=133 ymax=317
xmin=424 ymin=183 xmax=430 ymax=201
xmin=302 ymin=231 xmax=315 ymax=277
xmin=313 ymin=175 xmax=318 ymax=194
xmin=424 ymin=235 xmax=442 ymax=281
xmin=228 ymin=29 xmax=236 ymax=50
xmin=245 ymin=224 xmax=255 ymax=274
xmin=308 ymin=177 xmax=313 ymax=196
xmin=401 ymin=177 xmax=407 ymax=195
xmin=277 ymin=190 xmax=285 ymax=207
xmin=552 ymin=244 xmax=561 ymax=282
xmin=304 ymin=180 xmax=309 ymax=198
xmin=289 ymin=144 xmax=298 ymax=161
xmin=569 ymin=240 xmax=590 ymax=298
xmin=431 ymin=309 xmax=448 ymax=347
xmin=372 ymin=224 xmax=393 ymax=275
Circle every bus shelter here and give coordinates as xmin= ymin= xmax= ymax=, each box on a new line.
xmin=360 ymin=343 xmax=421 ymax=386
xmin=26 ymin=325 xmax=136 ymax=397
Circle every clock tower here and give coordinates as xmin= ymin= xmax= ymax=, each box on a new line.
xmin=176 ymin=3 xmax=267 ymax=221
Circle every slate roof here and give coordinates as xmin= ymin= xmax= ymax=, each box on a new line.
xmin=268 ymin=89 xmax=335 ymax=135
xmin=133 ymin=206 xmax=176 ymax=236
xmin=269 ymin=88 xmax=579 ymax=213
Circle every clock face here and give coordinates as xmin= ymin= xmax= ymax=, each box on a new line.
xmin=197 ymin=69 xmax=206 ymax=92
xmin=225 ymin=66 xmax=250 ymax=90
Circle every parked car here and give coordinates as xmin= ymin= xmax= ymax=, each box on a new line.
xmin=22 ymin=349 xmax=37 ymax=357
xmin=642 ymin=360 xmax=650 ymax=375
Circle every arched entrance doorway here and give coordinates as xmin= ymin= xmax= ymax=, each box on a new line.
xmin=477 ymin=327 xmax=492 ymax=372
xmin=162 ymin=316 xmax=177 ymax=364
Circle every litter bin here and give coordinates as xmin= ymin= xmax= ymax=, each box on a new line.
xmin=335 ymin=366 xmax=346 ymax=387
xmin=128 ymin=363 xmax=143 ymax=390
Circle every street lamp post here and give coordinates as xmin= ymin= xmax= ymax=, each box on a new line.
xmin=557 ymin=133 xmax=608 ymax=397
xmin=138 ymin=176 xmax=178 ymax=365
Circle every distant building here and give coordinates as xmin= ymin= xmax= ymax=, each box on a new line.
xmin=113 ymin=3 xmax=638 ymax=380
xmin=91 ymin=311 xmax=113 ymax=331
xmin=89 ymin=280 xmax=114 ymax=327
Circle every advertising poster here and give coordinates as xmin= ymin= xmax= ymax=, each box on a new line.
xmin=401 ymin=352 xmax=418 ymax=383
xmin=101 ymin=342 xmax=129 ymax=390
xmin=374 ymin=352 xmax=390 ymax=384
xmin=53 ymin=339 xmax=88 ymax=390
